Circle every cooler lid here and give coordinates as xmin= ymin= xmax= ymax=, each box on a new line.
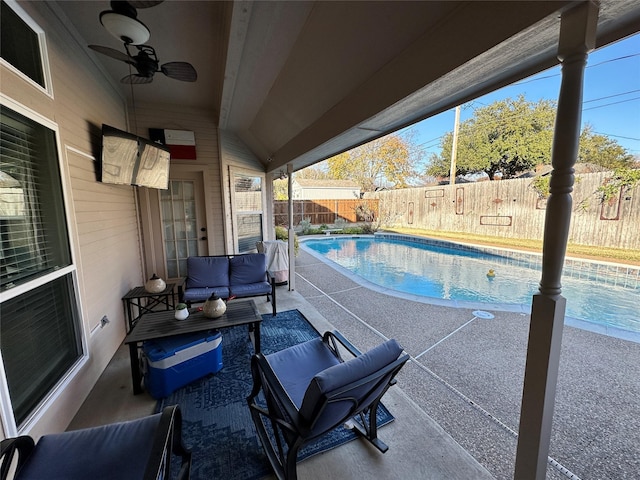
xmin=143 ymin=330 xmax=221 ymax=362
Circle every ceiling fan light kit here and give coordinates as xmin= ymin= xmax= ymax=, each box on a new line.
xmin=99 ymin=10 xmax=150 ymax=45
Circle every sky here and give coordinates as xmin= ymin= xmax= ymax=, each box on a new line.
xmin=400 ymin=32 xmax=640 ymax=164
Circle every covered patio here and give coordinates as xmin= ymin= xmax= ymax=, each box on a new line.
xmin=1 ymin=1 xmax=639 ymax=479
xmin=72 ymin=246 xmax=640 ymax=479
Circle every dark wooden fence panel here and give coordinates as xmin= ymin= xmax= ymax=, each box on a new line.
xmin=273 ymin=199 xmax=379 ymax=226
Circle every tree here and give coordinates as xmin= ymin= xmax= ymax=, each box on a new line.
xmin=426 ymin=95 xmax=633 ymax=180
xmin=578 ymin=124 xmax=633 ymax=169
xmin=273 ymin=178 xmax=288 ymax=200
xmin=295 ymin=165 xmax=330 ymax=180
xmin=427 ymin=96 xmax=555 ymax=179
xmin=326 ymin=133 xmax=422 ymax=192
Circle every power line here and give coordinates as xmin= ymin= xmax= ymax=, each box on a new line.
xmin=582 ymin=96 xmax=640 ymax=111
xmin=583 ymin=89 xmax=640 ymax=103
xmin=593 ymin=132 xmax=640 ymax=142
xmin=512 ymin=52 xmax=640 ymax=86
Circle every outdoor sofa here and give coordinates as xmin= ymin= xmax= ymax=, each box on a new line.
xmin=178 ymin=253 xmax=277 ymax=316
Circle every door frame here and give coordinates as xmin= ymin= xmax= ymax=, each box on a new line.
xmin=137 ymin=165 xmax=213 ymax=282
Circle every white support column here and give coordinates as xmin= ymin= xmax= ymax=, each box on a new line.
xmin=514 ymin=3 xmax=598 ymax=479
xmin=287 ymin=163 xmax=295 ymax=291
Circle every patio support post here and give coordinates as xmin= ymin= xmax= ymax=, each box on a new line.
xmin=514 ymin=3 xmax=598 ymax=479
xmin=287 ymin=163 xmax=295 ymax=290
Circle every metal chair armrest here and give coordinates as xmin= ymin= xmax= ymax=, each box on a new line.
xmin=323 ymin=330 xmax=363 ymax=361
xmin=1 ymin=436 xmax=35 ymax=480
xmin=249 ymin=353 xmax=303 ymax=430
xmin=144 ymin=405 xmax=191 ymax=480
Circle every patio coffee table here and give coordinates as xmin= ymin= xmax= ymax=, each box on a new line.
xmin=124 ymin=299 xmax=262 ymax=394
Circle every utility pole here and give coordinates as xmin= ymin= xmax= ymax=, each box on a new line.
xmin=449 ymin=105 xmax=461 ymax=185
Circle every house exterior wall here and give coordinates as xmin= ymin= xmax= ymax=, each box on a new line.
xmin=291 ymin=179 xmax=361 ymax=200
xmin=126 ymin=102 xmax=226 ymax=274
xmin=1 ymin=2 xmax=143 ymax=439
xmin=292 ymin=185 xmax=360 ymax=200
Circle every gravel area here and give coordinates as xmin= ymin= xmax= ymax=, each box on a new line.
xmin=295 ymin=248 xmax=640 ymax=480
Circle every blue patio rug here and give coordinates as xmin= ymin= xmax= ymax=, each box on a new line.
xmin=155 ymin=309 xmax=395 ymax=480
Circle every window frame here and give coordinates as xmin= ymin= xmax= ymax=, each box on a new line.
xmin=0 ymin=0 xmax=54 ymax=98
xmin=0 ymin=96 xmax=86 ymax=437
xmin=229 ymin=167 xmax=267 ymax=254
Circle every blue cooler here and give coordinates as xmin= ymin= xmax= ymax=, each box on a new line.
xmin=143 ymin=330 xmax=223 ymax=399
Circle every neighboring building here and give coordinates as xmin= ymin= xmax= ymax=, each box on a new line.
xmin=292 ymin=179 xmax=360 ymax=200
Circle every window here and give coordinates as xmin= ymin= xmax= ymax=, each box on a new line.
xmin=0 ymin=108 xmax=71 ymax=289
xmin=1 ymin=0 xmax=46 ymax=89
xmin=0 ymin=105 xmax=81 ymax=428
xmin=233 ymin=173 xmax=264 ymax=252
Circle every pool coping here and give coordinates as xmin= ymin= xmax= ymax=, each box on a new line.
xmin=299 ymin=233 xmax=640 ymax=344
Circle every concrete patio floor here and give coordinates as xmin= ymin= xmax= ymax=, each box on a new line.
xmin=71 ymin=247 xmax=640 ymax=479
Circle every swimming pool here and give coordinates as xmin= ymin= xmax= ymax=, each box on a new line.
xmin=302 ymin=234 xmax=640 ymax=337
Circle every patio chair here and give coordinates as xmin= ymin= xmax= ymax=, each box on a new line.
xmin=0 ymin=405 xmax=191 ymax=480
xmin=247 ymin=330 xmax=409 ymax=480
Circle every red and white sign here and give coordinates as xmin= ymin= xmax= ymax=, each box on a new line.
xmin=149 ymin=128 xmax=196 ymax=159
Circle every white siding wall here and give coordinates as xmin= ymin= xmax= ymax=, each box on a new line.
xmin=1 ymin=2 xmax=143 ymax=439
xmin=298 ymin=187 xmax=360 ymax=200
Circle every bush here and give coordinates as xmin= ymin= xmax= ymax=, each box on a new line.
xmin=299 ymin=217 xmax=312 ymax=235
xmin=274 ymin=225 xmax=299 ymax=255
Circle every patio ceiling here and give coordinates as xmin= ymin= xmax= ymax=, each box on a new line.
xmin=56 ymin=1 xmax=640 ymax=175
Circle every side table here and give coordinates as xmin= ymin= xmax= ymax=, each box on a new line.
xmin=122 ymin=282 xmax=180 ymax=332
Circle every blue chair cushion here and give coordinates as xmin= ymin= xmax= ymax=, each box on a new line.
xmin=229 ymin=254 xmax=267 ymax=285
xmin=229 ymin=282 xmax=271 ymax=298
xmin=299 ymin=339 xmax=403 ymax=428
xmin=266 ymin=338 xmax=341 ymax=408
xmin=182 ymin=286 xmax=230 ymax=303
xmin=16 ymin=413 xmax=162 ymax=480
xmin=186 ymin=256 xmax=229 ymax=289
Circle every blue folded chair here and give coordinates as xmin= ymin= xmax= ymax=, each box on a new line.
xmin=0 ymin=405 xmax=190 ymax=480
xmin=247 ymin=330 xmax=409 ymax=480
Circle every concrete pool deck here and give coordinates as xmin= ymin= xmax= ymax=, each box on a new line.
xmin=293 ymin=247 xmax=640 ymax=479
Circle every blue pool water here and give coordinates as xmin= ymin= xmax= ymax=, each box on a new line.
xmin=303 ymin=235 xmax=640 ymax=335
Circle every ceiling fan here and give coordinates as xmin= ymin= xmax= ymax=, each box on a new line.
xmin=88 ymin=0 xmax=197 ymax=84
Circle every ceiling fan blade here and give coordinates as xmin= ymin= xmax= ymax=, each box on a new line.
xmin=161 ymin=62 xmax=197 ymax=82
xmin=121 ymin=74 xmax=154 ymax=84
xmin=128 ymin=1 xmax=164 ymax=8
xmin=89 ymin=45 xmax=134 ymax=64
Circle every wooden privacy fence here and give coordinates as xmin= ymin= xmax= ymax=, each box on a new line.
xmin=273 ymin=199 xmax=379 ymax=226
xmin=366 ymin=171 xmax=640 ymax=250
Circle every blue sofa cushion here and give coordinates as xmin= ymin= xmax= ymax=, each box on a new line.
xmin=300 ymin=339 xmax=403 ymax=432
xmin=229 ymin=254 xmax=267 ymax=285
xmin=266 ymin=338 xmax=341 ymax=409
xmin=186 ymin=256 xmax=229 ymax=289
xmin=16 ymin=413 xmax=162 ymax=480
xmin=229 ymin=282 xmax=271 ymax=298
xmin=183 ymin=286 xmax=230 ymax=303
